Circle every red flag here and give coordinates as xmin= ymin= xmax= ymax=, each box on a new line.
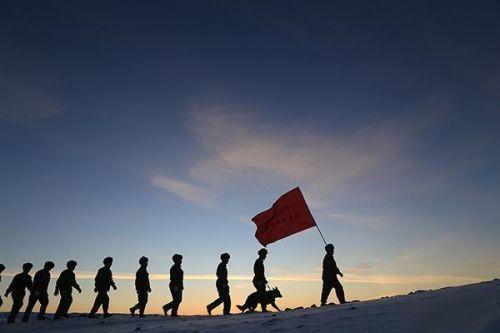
xmin=251 ymin=187 xmax=316 ymax=246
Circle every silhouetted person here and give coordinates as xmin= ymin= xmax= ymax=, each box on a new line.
xmin=22 ymin=261 xmax=55 ymax=321
xmin=321 ymin=243 xmax=346 ymax=305
xmin=206 ymin=253 xmax=231 ymax=315
xmin=54 ymin=260 xmax=81 ymax=319
xmin=5 ymin=263 xmax=33 ymax=323
xmin=89 ymin=257 xmax=117 ymax=318
xmin=162 ymin=254 xmax=183 ymax=317
xmin=129 ymin=256 xmax=151 ymax=317
xmin=0 ymin=264 xmax=5 ymax=309
xmin=253 ymin=248 xmax=268 ymax=312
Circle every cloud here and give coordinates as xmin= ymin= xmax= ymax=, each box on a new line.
xmin=151 ymin=174 xmax=215 ymax=208
xmin=153 ymin=104 xmax=419 ymax=210
xmin=2 ymin=270 xmax=481 ymax=286
xmin=187 ymin=106 xmax=400 ymax=196
xmin=0 ymin=78 xmax=61 ymax=123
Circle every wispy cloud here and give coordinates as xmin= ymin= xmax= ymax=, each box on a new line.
xmin=0 ymin=78 xmax=61 ymax=123
xmin=152 ymin=104 xmax=424 ymax=210
xmin=151 ymin=175 xmax=215 ymax=208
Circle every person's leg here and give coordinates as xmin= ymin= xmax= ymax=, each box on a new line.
xmin=54 ymin=294 xmax=64 ymax=318
xmin=171 ymin=290 xmax=182 ymax=316
xmin=102 ymin=292 xmax=110 ymax=314
xmin=139 ymin=292 xmax=148 ymax=316
xmin=333 ymin=279 xmax=346 ymax=304
xmin=222 ymin=288 xmax=231 ymax=315
xmin=22 ymin=294 xmax=37 ymax=321
xmin=64 ymin=292 xmax=73 ymax=316
xmin=8 ymin=293 xmax=24 ymax=323
xmin=163 ymin=285 xmax=176 ymax=314
xmin=320 ymin=281 xmax=333 ymax=305
xmin=89 ymin=292 xmax=103 ymax=315
xmin=254 ymin=282 xmax=267 ymax=312
xmin=38 ymin=293 xmax=49 ymax=318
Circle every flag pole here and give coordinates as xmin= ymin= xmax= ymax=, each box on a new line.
xmin=314 ymin=220 xmax=327 ymax=245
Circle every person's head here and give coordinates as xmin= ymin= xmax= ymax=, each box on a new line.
xmin=0 ymin=264 xmax=5 ymax=273
xmin=220 ymin=253 xmax=230 ymax=263
xmin=103 ymin=256 xmax=113 ymax=267
xmin=172 ymin=254 xmax=183 ymax=265
xmin=258 ymin=248 xmax=268 ymax=259
xmin=67 ymin=260 xmax=77 ymax=271
xmin=44 ymin=261 xmax=55 ymax=271
xmin=23 ymin=262 xmax=33 ymax=273
xmin=325 ymin=243 xmax=334 ymax=255
xmin=139 ymin=256 xmax=149 ymax=267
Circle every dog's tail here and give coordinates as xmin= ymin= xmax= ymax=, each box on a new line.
xmin=236 ymin=305 xmax=245 ymax=312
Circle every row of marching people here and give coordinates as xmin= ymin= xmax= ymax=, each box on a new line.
xmin=0 ymin=244 xmax=346 ymax=324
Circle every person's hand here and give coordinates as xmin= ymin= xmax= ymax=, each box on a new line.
xmin=148 ymin=288 xmax=152 ymax=293
xmin=339 ymin=273 xmax=344 ymax=278
xmin=112 ymin=285 xmax=117 ymax=290
xmin=94 ymin=287 xmax=98 ymax=293
xmin=77 ymin=288 xmax=82 ymax=294
xmin=54 ymin=290 xmax=59 ymax=296
xmin=4 ymin=292 xmax=8 ymax=297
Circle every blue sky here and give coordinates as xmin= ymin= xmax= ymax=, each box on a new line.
xmin=1 ymin=1 xmax=499 ymax=314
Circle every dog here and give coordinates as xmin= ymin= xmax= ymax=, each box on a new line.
xmin=237 ymin=287 xmax=283 ymax=312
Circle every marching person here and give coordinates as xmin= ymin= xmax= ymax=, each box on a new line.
xmin=89 ymin=257 xmax=117 ymax=318
xmin=54 ymin=260 xmax=81 ymax=319
xmin=162 ymin=254 xmax=183 ymax=317
xmin=22 ymin=261 xmax=55 ymax=321
xmin=206 ymin=253 xmax=231 ymax=315
xmin=129 ymin=256 xmax=151 ymax=317
xmin=321 ymin=243 xmax=346 ymax=305
xmin=253 ymin=248 xmax=268 ymax=312
xmin=5 ymin=263 xmax=33 ymax=323
xmin=0 ymin=264 xmax=5 ymax=309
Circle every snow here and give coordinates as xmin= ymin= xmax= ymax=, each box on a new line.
xmin=1 ymin=279 xmax=499 ymax=333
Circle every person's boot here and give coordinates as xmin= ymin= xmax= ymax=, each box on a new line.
xmin=162 ymin=305 xmax=169 ymax=316
xmin=103 ymin=313 xmax=113 ymax=318
xmin=139 ymin=313 xmax=146 ymax=318
xmin=38 ymin=314 xmax=47 ymax=321
xmin=129 ymin=307 xmax=135 ymax=316
xmin=206 ymin=305 xmax=212 ymax=316
xmin=88 ymin=313 xmax=97 ymax=319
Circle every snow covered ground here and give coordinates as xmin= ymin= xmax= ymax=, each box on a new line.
xmin=1 ymin=279 xmax=499 ymax=333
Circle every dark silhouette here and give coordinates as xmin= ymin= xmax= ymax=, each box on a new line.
xmin=162 ymin=254 xmax=183 ymax=317
xmin=237 ymin=287 xmax=282 ymax=313
xmin=5 ymin=263 xmax=33 ymax=324
xmin=54 ymin=260 xmax=81 ymax=319
xmin=89 ymin=257 xmax=117 ymax=318
xmin=321 ymin=243 xmax=346 ymax=305
xmin=0 ymin=263 xmax=5 ymax=309
xmin=253 ymin=248 xmax=268 ymax=312
xmin=22 ymin=261 xmax=55 ymax=321
xmin=129 ymin=256 xmax=151 ymax=317
xmin=206 ymin=253 xmax=231 ymax=315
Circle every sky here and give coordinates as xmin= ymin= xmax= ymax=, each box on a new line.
xmin=1 ymin=0 xmax=499 ymax=315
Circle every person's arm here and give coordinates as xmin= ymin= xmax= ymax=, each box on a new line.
xmin=110 ymin=271 xmax=117 ymax=290
xmin=54 ymin=276 xmax=60 ymax=296
xmin=94 ymin=270 xmax=100 ymax=292
xmin=335 ymin=259 xmax=343 ymax=277
xmin=27 ymin=276 xmax=33 ymax=292
xmin=5 ymin=279 xmax=13 ymax=297
xmin=72 ymin=274 xmax=82 ymax=293
xmin=146 ymin=272 xmax=151 ymax=292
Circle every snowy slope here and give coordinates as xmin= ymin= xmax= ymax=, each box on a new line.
xmin=1 ymin=279 xmax=499 ymax=333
